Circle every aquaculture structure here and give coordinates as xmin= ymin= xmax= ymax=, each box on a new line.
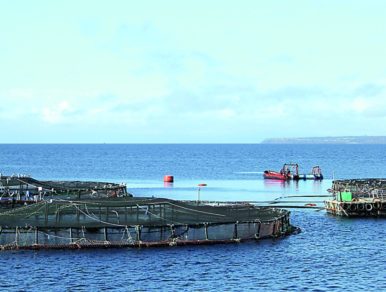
xmin=0 ymin=196 xmax=296 ymax=250
xmin=325 ymin=178 xmax=386 ymax=217
xmin=0 ymin=175 xmax=129 ymax=209
xmin=0 ymin=174 xmax=297 ymax=250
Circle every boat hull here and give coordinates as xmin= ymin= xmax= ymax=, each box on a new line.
xmin=263 ymin=171 xmax=288 ymax=180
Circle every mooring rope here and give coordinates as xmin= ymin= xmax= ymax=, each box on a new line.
xmin=23 ymin=203 xmax=47 ymax=219
xmin=70 ymin=202 xmax=126 ymax=227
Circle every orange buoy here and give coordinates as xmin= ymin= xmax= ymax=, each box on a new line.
xmin=164 ymin=175 xmax=174 ymax=183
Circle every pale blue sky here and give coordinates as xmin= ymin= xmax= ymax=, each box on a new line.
xmin=1 ymin=0 xmax=386 ymax=143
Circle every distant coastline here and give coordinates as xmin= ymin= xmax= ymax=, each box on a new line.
xmin=261 ymin=136 xmax=386 ymax=144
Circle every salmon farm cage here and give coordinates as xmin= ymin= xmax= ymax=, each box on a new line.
xmin=0 ymin=175 xmax=130 ymax=203
xmin=0 ymin=197 xmax=296 ymax=250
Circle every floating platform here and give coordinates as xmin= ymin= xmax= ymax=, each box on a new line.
xmin=325 ymin=199 xmax=386 ymax=217
xmin=0 ymin=197 xmax=297 ymax=250
xmin=325 ymin=178 xmax=386 ymax=217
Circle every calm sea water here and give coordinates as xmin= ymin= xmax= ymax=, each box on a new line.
xmin=0 ymin=144 xmax=385 ymax=291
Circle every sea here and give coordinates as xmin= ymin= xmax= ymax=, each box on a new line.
xmin=0 ymin=144 xmax=385 ymax=291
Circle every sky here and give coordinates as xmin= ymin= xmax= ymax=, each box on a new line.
xmin=1 ymin=0 xmax=386 ymax=143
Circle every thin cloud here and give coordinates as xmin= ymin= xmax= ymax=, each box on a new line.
xmin=41 ymin=101 xmax=73 ymax=124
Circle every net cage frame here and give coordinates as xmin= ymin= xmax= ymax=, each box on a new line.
xmin=0 ymin=176 xmax=130 ymax=200
xmin=0 ymin=197 xmax=294 ymax=250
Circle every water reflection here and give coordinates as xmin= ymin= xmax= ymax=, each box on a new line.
xmin=311 ymin=180 xmax=323 ymax=193
xmin=262 ymin=179 xmax=330 ymax=198
xmin=295 ymin=180 xmax=301 ymax=191
xmin=128 ymin=178 xmax=331 ymax=202
xmin=263 ymin=179 xmax=289 ymax=189
xmin=263 ymin=179 xmax=301 ymax=191
xmin=163 ymin=182 xmax=174 ymax=188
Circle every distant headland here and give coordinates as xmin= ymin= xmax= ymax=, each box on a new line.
xmin=261 ymin=136 xmax=386 ymax=144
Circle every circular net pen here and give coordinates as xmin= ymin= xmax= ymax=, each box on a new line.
xmin=0 ymin=176 xmax=130 ymax=206
xmin=0 ymin=197 xmax=296 ymax=250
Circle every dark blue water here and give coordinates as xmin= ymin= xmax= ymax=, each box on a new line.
xmin=0 ymin=144 xmax=385 ymax=291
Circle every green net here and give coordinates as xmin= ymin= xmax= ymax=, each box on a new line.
xmin=0 ymin=197 xmax=289 ymax=228
xmin=0 ymin=176 xmax=295 ymax=249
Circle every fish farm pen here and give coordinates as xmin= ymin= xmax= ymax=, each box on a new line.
xmin=325 ymin=178 xmax=386 ymax=217
xmin=0 ymin=175 xmax=129 ymax=207
xmin=0 ymin=176 xmax=296 ymax=250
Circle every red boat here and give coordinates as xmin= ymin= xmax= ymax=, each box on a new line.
xmin=263 ymin=170 xmax=288 ymax=180
xmin=263 ymin=163 xmax=300 ymax=180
